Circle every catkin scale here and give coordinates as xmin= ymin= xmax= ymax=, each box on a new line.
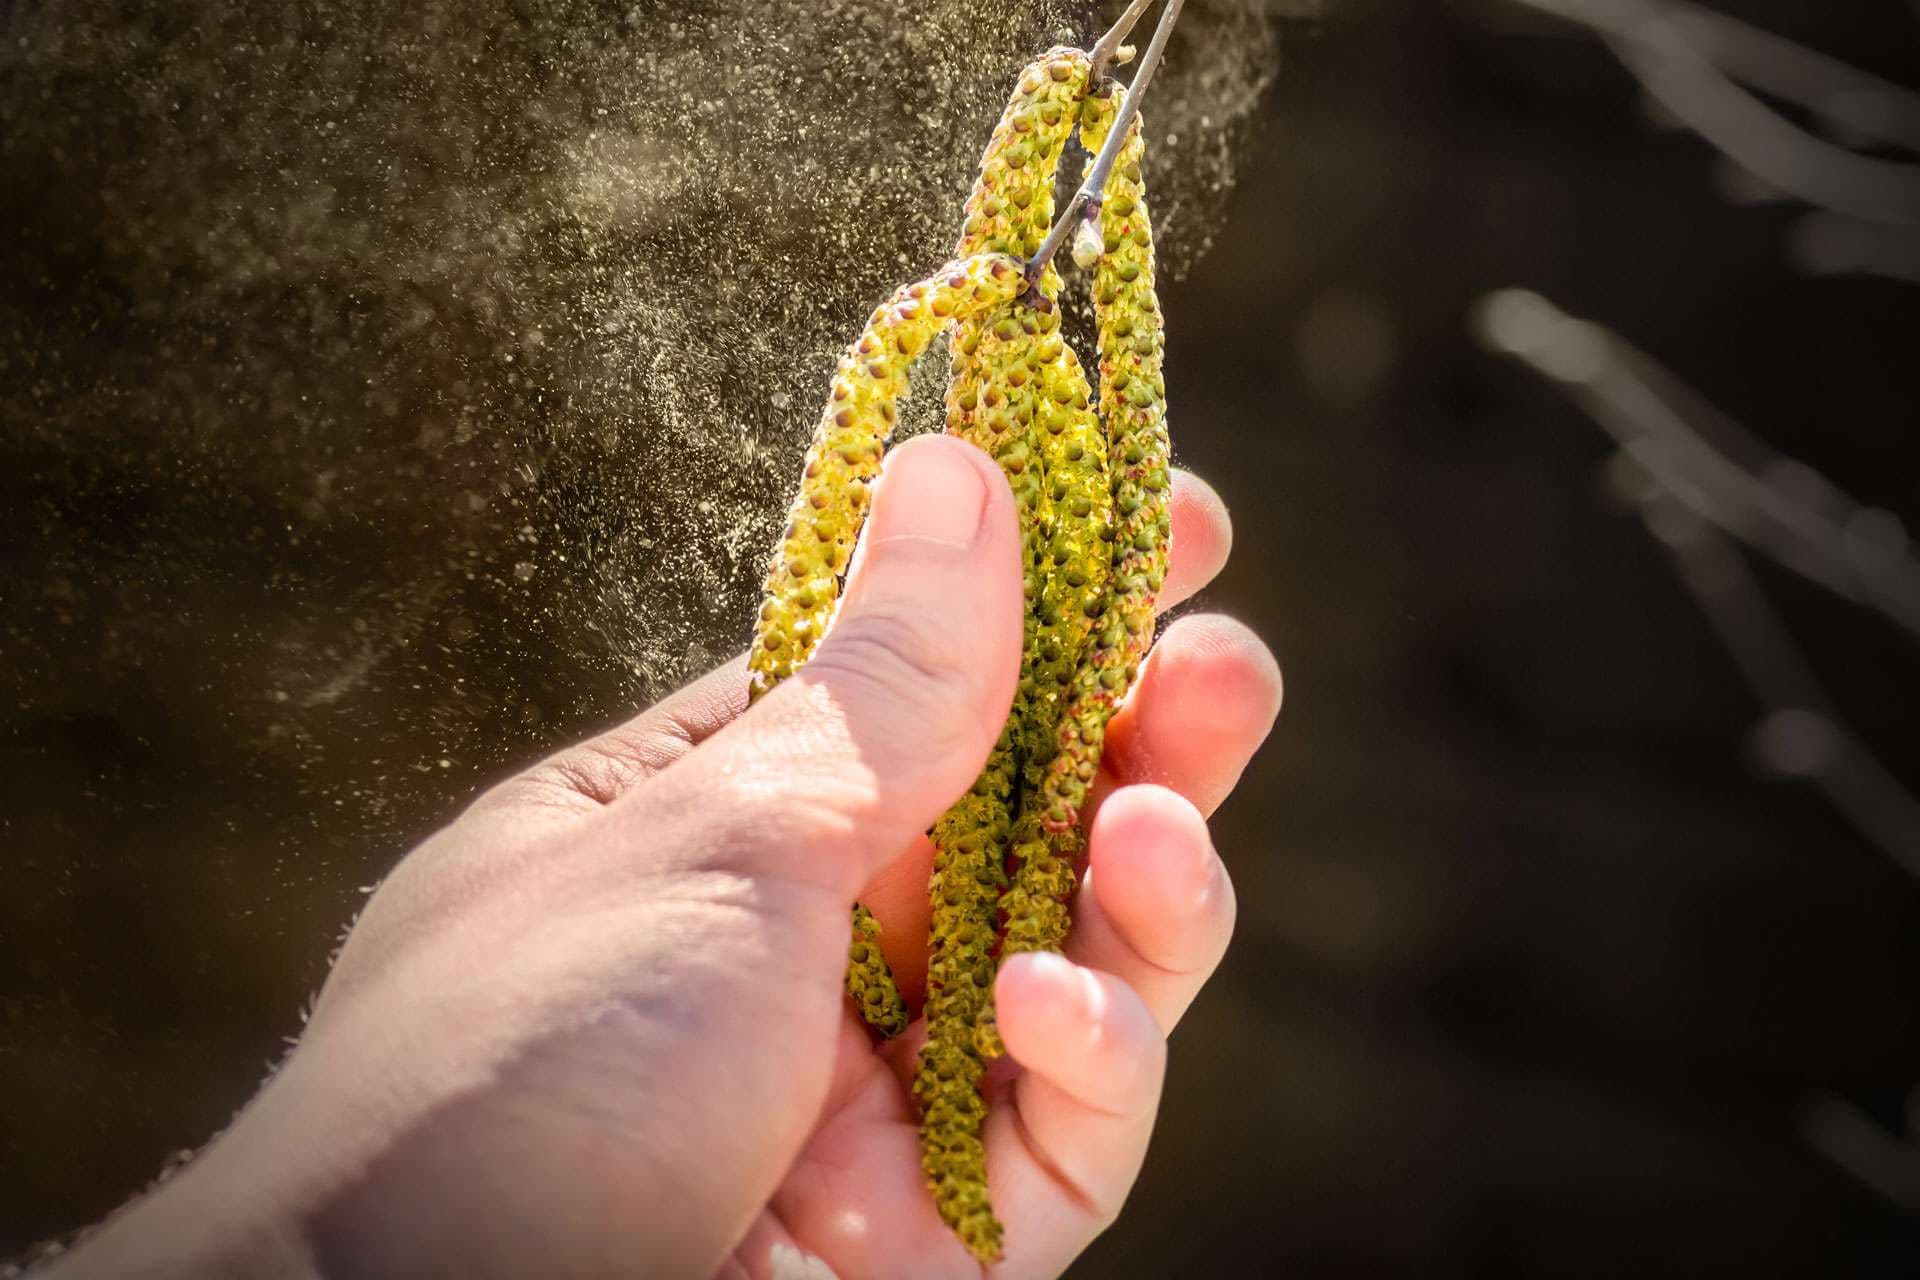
xmin=749 ymin=252 xmax=1026 ymax=1043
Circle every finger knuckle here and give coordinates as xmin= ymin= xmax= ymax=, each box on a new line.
xmin=810 ymin=607 xmax=987 ymax=736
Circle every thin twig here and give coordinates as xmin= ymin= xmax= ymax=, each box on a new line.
xmin=1026 ymin=0 xmax=1187 ymax=287
xmin=1090 ymin=0 xmax=1158 ymax=82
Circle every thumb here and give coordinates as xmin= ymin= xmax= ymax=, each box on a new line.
xmin=636 ymin=433 xmax=1024 ymax=894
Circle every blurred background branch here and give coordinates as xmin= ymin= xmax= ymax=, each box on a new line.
xmin=1477 ymin=288 xmax=1920 ymax=879
xmin=1511 ymin=0 xmax=1920 ymax=156
xmin=1501 ymin=0 xmax=1920 ymax=278
xmin=1474 ymin=290 xmax=1920 ymax=644
xmin=1475 ymin=0 xmax=1920 ymax=1229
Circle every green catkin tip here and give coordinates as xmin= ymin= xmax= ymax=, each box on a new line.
xmin=846 ymin=905 xmax=907 ymax=1039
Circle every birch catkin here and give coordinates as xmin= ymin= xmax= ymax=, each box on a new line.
xmin=750 ymin=252 xmax=1026 ymax=1041
xmin=996 ymin=334 xmax=1113 ymax=963
xmin=750 ymin=253 xmax=1027 ymax=698
xmin=1036 ymin=81 xmax=1170 ymax=846
xmin=916 ymin=46 xmax=1091 ymax=1263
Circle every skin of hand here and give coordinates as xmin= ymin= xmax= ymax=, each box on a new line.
xmin=52 ymin=434 xmax=1281 ymax=1280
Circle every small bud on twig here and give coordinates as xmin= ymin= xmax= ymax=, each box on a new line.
xmin=1026 ymin=0 xmax=1186 ymax=289
xmin=1071 ymin=210 xmax=1104 ymax=269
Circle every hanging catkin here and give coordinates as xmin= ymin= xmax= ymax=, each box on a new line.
xmin=750 ymin=252 xmax=1027 ymax=1040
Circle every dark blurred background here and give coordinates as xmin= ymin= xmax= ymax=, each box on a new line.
xmin=5 ymin=0 xmax=1919 ymax=1275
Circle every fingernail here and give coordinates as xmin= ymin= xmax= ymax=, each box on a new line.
xmin=868 ymin=437 xmax=989 ymax=550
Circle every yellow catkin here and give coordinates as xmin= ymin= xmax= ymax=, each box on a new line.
xmin=974 ymin=336 xmax=1113 ymax=1061
xmin=951 ymin=47 xmax=1091 ymax=265
xmin=977 ymin=83 xmax=1171 ymax=1066
xmin=917 ymin=46 xmax=1090 ymax=1265
xmin=1004 ymin=325 xmax=1111 ymax=808
xmin=751 ymin=252 xmax=1025 ymax=697
xmin=750 ymin=252 xmax=1026 ymax=1040
xmin=845 ymin=905 xmax=905 ymax=1038
xmin=1039 ymin=82 xmax=1170 ymax=868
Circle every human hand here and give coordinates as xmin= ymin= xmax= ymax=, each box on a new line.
xmin=57 ymin=434 xmax=1280 ymax=1279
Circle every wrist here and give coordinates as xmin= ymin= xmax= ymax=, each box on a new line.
xmin=47 ymin=1136 xmax=319 ymax=1279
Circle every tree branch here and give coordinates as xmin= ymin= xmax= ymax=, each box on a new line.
xmin=1509 ymin=0 xmax=1920 ymax=153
